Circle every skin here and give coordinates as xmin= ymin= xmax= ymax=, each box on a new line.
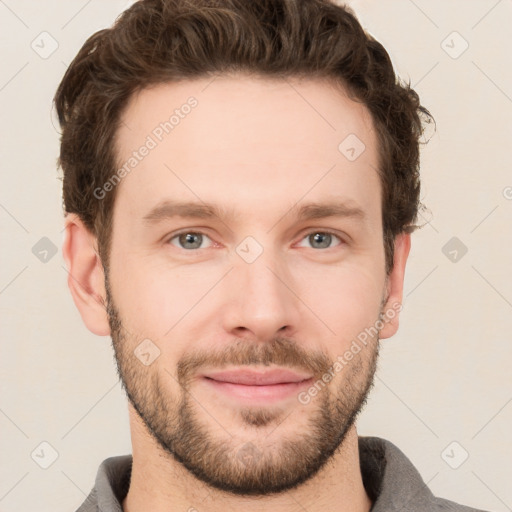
xmin=63 ymin=74 xmax=410 ymax=512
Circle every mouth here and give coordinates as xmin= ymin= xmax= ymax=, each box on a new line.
xmin=200 ymin=367 xmax=314 ymax=402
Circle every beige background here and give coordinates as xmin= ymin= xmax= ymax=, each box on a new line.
xmin=1 ymin=1 xmax=511 ymax=511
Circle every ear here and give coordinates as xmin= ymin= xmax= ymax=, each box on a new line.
xmin=379 ymin=232 xmax=411 ymax=340
xmin=62 ymin=213 xmax=111 ymax=336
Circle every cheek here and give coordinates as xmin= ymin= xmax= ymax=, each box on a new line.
xmin=299 ymin=262 xmax=384 ymax=342
xmin=109 ymin=255 xmax=223 ymax=339
xmin=110 ymin=241 xmax=385 ymax=348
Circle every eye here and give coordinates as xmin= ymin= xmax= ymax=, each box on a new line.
xmin=166 ymin=229 xmax=344 ymax=251
xmin=167 ymin=231 xmax=213 ymax=250
xmin=297 ymin=230 xmax=344 ymax=250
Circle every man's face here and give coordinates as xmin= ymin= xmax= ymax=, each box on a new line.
xmin=105 ymin=75 xmax=392 ymax=495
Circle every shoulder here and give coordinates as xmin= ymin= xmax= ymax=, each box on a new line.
xmin=431 ymin=496 xmax=491 ymax=512
xmin=74 ymin=455 xmax=132 ymax=512
xmin=358 ymin=436 xmax=493 ymax=512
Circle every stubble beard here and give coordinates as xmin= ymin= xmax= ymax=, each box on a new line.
xmin=104 ymin=271 xmax=380 ymax=496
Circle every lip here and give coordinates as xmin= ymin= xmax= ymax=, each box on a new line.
xmin=201 ymin=368 xmax=313 ymax=385
xmin=200 ymin=368 xmax=314 ymax=403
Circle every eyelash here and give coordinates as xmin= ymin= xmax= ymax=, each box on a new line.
xmin=165 ymin=229 xmax=345 ymax=251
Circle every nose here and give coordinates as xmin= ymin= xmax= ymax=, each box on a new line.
xmin=221 ymin=246 xmax=302 ymax=342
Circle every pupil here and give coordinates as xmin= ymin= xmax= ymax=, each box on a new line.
xmin=180 ymin=233 xmax=201 ymax=249
xmin=312 ymin=232 xmax=330 ymax=248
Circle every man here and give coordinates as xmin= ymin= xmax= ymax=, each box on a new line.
xmin=55 ymin=0 xmax=489 ymax=511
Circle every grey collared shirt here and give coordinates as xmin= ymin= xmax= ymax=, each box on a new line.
xmin=75 ymin=436 xmax=491 ymax=512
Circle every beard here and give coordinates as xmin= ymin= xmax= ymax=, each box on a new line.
xmin=104 ymin=271 xmax=380 ymax=497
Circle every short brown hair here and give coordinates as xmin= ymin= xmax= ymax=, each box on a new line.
xmin=54 ymin=0 xmax=434 ymax=275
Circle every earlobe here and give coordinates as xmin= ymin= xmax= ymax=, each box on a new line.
xmin=62 ymin=214 xmax=111 ymax=336
xmin=379 ymin=233 xmax=411 ymax=340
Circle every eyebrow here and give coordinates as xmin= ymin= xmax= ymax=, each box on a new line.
xmin=141 ymin=199 xmax=366 ymax=225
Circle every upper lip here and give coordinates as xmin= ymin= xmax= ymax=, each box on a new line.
xmin=202 ymin=368 xmax=313 ymax=385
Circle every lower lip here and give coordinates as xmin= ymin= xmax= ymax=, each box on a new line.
xmin=202 ymin=377 xmax=313 ymax=403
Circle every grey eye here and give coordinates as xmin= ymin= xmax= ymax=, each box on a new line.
xmin=169 ymin=232 xmax=211 ymax=250
xmin=300 ymin=231 xmax=343 ymax=249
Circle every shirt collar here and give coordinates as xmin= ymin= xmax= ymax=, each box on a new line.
xmin=78 ymin=436 xmax=439 ymax=511
xmin=358 ymin=436 xmax=435 ymax=511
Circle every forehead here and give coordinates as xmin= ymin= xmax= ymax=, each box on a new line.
xmin=113 ymin=75 xmax=381 ymax=226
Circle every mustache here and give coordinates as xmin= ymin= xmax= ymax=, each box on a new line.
xmin=176 ymin=336 xmax=333 ymax=385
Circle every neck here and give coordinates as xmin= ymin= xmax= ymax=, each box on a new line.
xmin=122 ymin=410 xmax=372 ymax=512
